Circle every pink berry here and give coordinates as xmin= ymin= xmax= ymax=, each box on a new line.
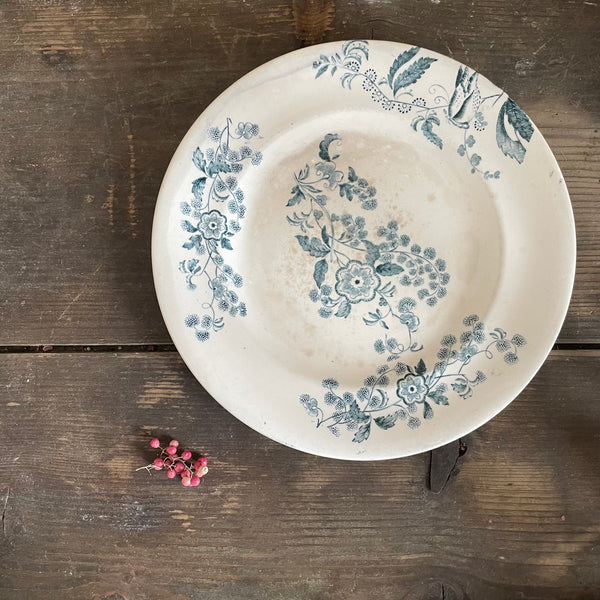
xmin=181 ymin=477 xmax=191 ymax=486
xmin=197 ymin=466 xmax=208 ymax=478
xmin=165 ymin=446 xmax=177 ymax=456
xmin=190 ymin=476 xmax=200 ymax=486
xmin=198 ymin=456 xmax=208 ymax=467
xmin=153 ymin=458 xmax=164 ymax=469
xmin=181 ymin=450 xmax=192 ymax=461
xmin=167 ymin=470 xmax=176 ymax=479
xmin=181 ymin=469 xmax=191 ymax=478
xmin=164 ymin=458 xmax=173 ymax=467
xmin=169 ymin=440 xmax=179 ymax=448
xmin=174 ymin=463 xmax=185 ymax=474
xmin=150 ymin=438 xmax=160 ymax=448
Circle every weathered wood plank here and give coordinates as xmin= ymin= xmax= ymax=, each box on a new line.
xmin=0 ymin=350 xmax=598 ymax=598
xmin=0 ymin=0 xmax=598 ymax=344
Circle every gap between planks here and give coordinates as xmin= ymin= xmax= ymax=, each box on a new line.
xmin=1 ymin=343 xmax=599 ymax=355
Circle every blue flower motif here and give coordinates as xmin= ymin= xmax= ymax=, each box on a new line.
xmin=315 ymin=161 xmax=343 ymax=188
xmin=236 ymin=122 xmax=259 ymax=139
xmin=300 ymin=394 xmax=319 ymax=416
xmin=396 ymin=374 xmax=428 ymax=404
xmin=457 ymin=344 xmax=478 ymax=362
xmin=398 ymin=312 xmax=420 ymax=333
xmin=211 ymin=278 xmax=226 ymax=298
xmin=198 ymin=209 xmax=227 ymax=240
xmin=335 ymin=260 xmax=381 ymax=304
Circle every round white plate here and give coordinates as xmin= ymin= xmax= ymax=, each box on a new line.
xmin=152 ymin=41 xmax=575 ymax=460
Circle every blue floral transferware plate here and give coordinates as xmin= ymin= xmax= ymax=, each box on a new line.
xmin=152 ymin=41 xmax=575 ymax=460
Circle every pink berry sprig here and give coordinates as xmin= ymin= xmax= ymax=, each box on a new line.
xmin=137 ymin=438 xmax=209 ymax=487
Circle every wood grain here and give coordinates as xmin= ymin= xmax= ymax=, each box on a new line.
xmin=0 ymin=0 xmax=598 ymax=345
xmin=0 ymin=350 xmax=599 ymax=599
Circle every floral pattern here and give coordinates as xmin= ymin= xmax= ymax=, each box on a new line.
xmin=396 ymin=374 xmax=428 ymax=404
xmin=285 ymin=122 xmax=527 ymax=442
xmin=300 ymin=315 xmax=527 ymax=442
xmin=287 ymin=134 xmax=450 ymax=354
xmin=179 ymin=119 xmax=262 ymax=341
xmin=335 ymin=261 xmax=380 ymax=303
xmin=312 ymin=41 xmax=535 ymax=179
xmin=198 ymin=209 xmax=228 ymax=240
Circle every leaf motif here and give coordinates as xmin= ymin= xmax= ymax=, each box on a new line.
xmin=298 ymin=164 xmax=310 ymax=180
xmin=348 ymin=399 xmax=370 ymax=423
xmin=192 ymin=148 xmax=206 ymax=172
xmin=505 ymin=98 xmax=534 ymax=142
xmin=375 ymin=262 xmax=405 ymax=276
xmin=393 ymin=57 xmax=437 ymax=95
xmin=411 ymin=115 xmax=425 ymax=131
xmin=313 ymin=259 xmax=328 ymax=288
xmin=295 ymin=235 xmax=330 ymax=258
xmin=374 ymin=412 xmax=399 ymax=430
xmin=206 ymin=161 xmax=232 ymax=177
xmin=496 ymin=98 xmax=534 ymax=164
xmin=427 ymin=389 xmax=449 ymax=406
xmin=363 ymin=240 xmax=381 ymax=265
xmin=181 ymin=220 xmax=197 ymax=233
xmin=415 ymin=358 xmax=427 ymax=376
xmin=421 ymin=118 xmax=443 ymax=149
xmin=318 ymin=133 xmax=341 ymax=162
xmin=353 ymin=421 xmax=371 ymax=443
xmin=335 ymin=299 xmax=351 ymax=318
xmin=295 ymin=235 xmax=311 ymax=252
xmin=315 ymin=64 xmax=328 ymax=79
xmin=347 ymin=166 xmax=358 ymax=182
xmin=287 ymin=185 xmax=305 ymax=207
xmin=339 ymin=182 xmax=354 ymax=200
xmin=220 ymin=238 xmax=233 ymax=250
xmin=321 ymin=225 xmax=330 ymax=246
xmin=387 ymin=46 xmax=419 ymax=88
xmin=308 ymin=237 xmax=330 ymax=258
xmin=191 ymin=177 xmax=206 ymax=200
xmin=423 ymin=401 xmax=434 ymax=419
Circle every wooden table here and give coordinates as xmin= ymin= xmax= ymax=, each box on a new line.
xmin=1 ymin=1 xmax=599 ymax=598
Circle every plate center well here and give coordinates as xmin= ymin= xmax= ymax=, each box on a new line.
xmin=238 ymin=112 xmax=503 ymax=387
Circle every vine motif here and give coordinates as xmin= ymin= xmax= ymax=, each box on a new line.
xmin=286 ymin=133 xmax=450 ymax=352
xmin=312 ymin=41 xmax=535 ymax=179
xmin=300 ymin=315 xmax=527 ymax=442
xmin=179 ymin=119 xmax=262 ymax=341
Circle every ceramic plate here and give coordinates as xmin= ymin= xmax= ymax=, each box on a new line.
xmin=152 ymin=41 xmax=575 ymax=460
